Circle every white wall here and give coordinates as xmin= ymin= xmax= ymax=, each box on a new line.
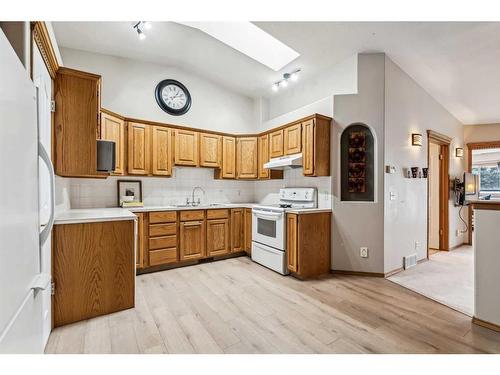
xmin=383 ymin=56 xmax=466 ymax=273
xmin=60 ymin=48 xmax=257 ymax=134
xmin=331 ymin=54 xmax=386 ymax=274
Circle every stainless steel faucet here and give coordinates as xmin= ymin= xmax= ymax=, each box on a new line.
xmin=188 ymin=186 xmax=205 ymax=206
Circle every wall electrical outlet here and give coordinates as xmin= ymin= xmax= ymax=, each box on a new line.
xmin=360 ymin=247 xmax=369 ymax=258
xmin=414 ymin=240 xmax=420 ymax=250
xmin=456 ymin=229 xmax=461 ymax=237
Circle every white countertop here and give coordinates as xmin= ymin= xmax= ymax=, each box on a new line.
xmin=55 ymin=208 xmax=138 ymax=225
xmin=55 ymin=204 xmax=333 ymax=224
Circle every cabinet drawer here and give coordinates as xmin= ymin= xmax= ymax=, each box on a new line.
xmin=180 ymin=210 xmax=205 ymax=221
xmin=149 ymin=248 xmax=177 ymax=266
xmin=149 ymin=211 xmax=177 ymax=224
xmin=206 ymin=209 xmax=229 ymax=219
xmin=149 ymin=223 xmax=176 ymax=237
xmin=149 ymin=235 xmax=177 ymax=250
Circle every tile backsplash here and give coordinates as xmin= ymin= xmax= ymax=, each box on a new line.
xmin=58 ymin=166 xmax=332 ymax=209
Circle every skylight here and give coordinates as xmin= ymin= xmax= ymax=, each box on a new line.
xmin=177 ymin=22 xmax=300 ymax=71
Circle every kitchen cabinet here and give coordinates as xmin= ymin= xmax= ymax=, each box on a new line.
xmin=101 ymin=111 xmax=125 ymax=175
xmin=52 ymin=220 xmax=135 ymax=327
xmin=244 ymin=208 xmax=252 ymax=255
xmin=128 ymin=122 xmax=151 ymax=175
xmin=148 ymin=211 xmax=177 ymax=267
xmin=54 ymin=67 xmax=107 ymax=178
xmin=136 ymin=213 xmax=146 ymax=269
xmin=258 ymin=134 xmax=283 ymax=180
xmin=269 ymin=129 xmax=284 ymax=158
xmin=200 ymin=133 xmax=222 ymax=168
xmin=286 ymin=212 xmax=331 ymax=278
xmin=231 ymin=208 xmax=244 ymax=252
xmin=236 ymin=137 xmax=258 ymax=179
xmin=151 ymin=126 xmax=173 ymax=176
xmin=215 ymin=136 xmax=236 ymax=179
xmin=175 ymin=129 xmax=199 ymax=166
xmin=302 ymin=117 xmax=331 ymax=176
xmin=207 ymin=218 xmax=230 ymax=256
xmin=284 ymin=123 xmax=302 ymax=155
xmin=179 ymin=211 xmax=206 ymax=261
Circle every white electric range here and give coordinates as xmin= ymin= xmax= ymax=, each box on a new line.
xmin=251 ymin=188 xmax=317 ymax=275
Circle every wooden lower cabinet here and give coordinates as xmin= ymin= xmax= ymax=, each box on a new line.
xmin=231 ymin=208 xmax=244 ymax=252
xmin=244 ymin=208 xmax=252 ymax=255
xmin=147 ymin=211 xmax=178 ymax=267
xmin=286 ymin=212 xmax=331 ymax=278
xmin=179 ymin=219 xmax=206 ymax=261
xmin=206 ymin=218 xmax=230 ymax=256
xmin=52 ymin=220 xmax=135 ymax=327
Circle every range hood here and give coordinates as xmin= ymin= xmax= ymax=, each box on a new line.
xmin=264 ymin=153 xmax=303 ymax=170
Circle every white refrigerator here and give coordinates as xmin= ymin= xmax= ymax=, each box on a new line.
xmin=0 ymin=30 xmax=55 ymax=353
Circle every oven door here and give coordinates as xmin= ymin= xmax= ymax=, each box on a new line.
xmin=251 ymin=208 xmax=285 ymax=250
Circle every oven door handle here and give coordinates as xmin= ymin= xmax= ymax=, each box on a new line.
xmin=252 ymin=211 xmax=282 ymax=221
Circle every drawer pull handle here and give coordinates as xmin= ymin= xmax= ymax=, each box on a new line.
xmin=183 ymin=221 xmax=202 ymax=226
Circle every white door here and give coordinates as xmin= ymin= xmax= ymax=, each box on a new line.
xmin=0 ymin=31 xmax=43 ymax=353
xmin=33 ymin=44 xmax=53 ymax=348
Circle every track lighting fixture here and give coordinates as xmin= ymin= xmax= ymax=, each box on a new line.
xmin=271 ymin=69 xmax=301 ymax=92
xmin=133 ymin=21 xmax=152 ymax=40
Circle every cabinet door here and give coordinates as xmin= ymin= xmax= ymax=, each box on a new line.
xmin=101 ymin=112 xmax=125 ymax=175
xmin=287 ymin=214 xmax=298 ymax=272
xmin=244 ymin=208 xmax=252 ymax=255
xmin=258 ymin=134 xmax=270 ymax=179
xmin=236 ymin=137 xmax=258 ymax=179
xmin=302 ymin=119 xmax=315 ymax=176
xmin=284 ymin=123 xmax=302 ymax=155
xmin=128 ymin=122 xmax=151 ymax=175
xmin=151 ymin=126 xmax=172 ymax=176
xmin=269 ymin=129 xmax=284 ymax=158
xmin=175 ymin=129 xmax=199 ymax=166
xmin=221 ymin=136 xmax=236 ymax=178
xmin=231 ymin=208 xmax=244 ymax=252
xmin=136 ymin=213 xmax=145 ymax=269
xmin=206 ymin=218 xmax=230 ymax=256
xmin=179 ymin=220 xmax=205 ymax=261
xmin=54 ymin=67 xmax=104 ymax=178
xmin=200 ymin=133 xmax=222 ymax=168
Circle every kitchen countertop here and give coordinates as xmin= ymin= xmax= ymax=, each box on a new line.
xmin=55 ymin=204 xmax=333 ymax=224
xmin=55 ymin=208 xmax=137 ymax=225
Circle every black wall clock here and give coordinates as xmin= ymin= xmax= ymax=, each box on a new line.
xmin=155 ymin=79 xmax=192 ymax=116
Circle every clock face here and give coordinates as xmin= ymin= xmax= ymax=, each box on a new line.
xmin=155 ymin=79 xmax=191 ymax=115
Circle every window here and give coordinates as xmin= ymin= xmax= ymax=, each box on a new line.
xmin=472 ymin=166 xmax=500 ymax=191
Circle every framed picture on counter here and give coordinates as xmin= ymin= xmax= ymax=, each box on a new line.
xmin=117 ymin=179 xmax=143 ymax=207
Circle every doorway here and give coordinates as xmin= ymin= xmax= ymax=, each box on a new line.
xmin=427 ymin=130 xmax=450 ymax=257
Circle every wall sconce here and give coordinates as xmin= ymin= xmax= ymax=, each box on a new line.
xmin=411 ymin=133 xmax=423 ymax=146
xmin=455 ymin=147 xmax=464 ymax=158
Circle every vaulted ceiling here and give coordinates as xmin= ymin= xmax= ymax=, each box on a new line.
xmin=53 ymin=21 xmax=500 ymax=124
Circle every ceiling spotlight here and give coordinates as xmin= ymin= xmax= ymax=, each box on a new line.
xmin=133 ymin=21 xmax=150 ymax=40
xmin=143 ymin=21 xmax=152 ymax=30
xmin=137 ymin=29 xmax=146 ymax=40
xmin=270 ymin=68 xmax=301 ymax=92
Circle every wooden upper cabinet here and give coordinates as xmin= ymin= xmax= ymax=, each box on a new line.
xmin=284 ymin=123 xmax=302 ymax=155
xmin=269 ymin=129 xmax=284 ymax=158
xmin=179 ymin=220 xmax=205 ymax=261
xmin=236 ymin=137 xmax=258 ymax=179
xmin=151 ymin=126 xmax=172 ymax=176
xmin=199 ymin=133 xmax=222 ymax=168
xmin=175 ymin=129 xmax=199 ymax=166
xmin=231 ymin=208 xmax=244 ymax=252
xmin=220 ymin=136 xmax=236 ymax=178
xmin=101 ymin=111 xmax=125 ymax=175
xmin=128 ymin=122 xmax=151 ymax=175
xmin=54 ymin=67 xmax=106 ymax=178
xmin=302 ymin=117 xmax=330 ymax=176
xmin=258 ymin=134 xmax=270 ymax=179
xmin=206 ymin=218 xmax=230 ymax=257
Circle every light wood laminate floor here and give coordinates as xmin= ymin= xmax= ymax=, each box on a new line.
xmin=45 ymin=256 xmax=500 ymax=354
